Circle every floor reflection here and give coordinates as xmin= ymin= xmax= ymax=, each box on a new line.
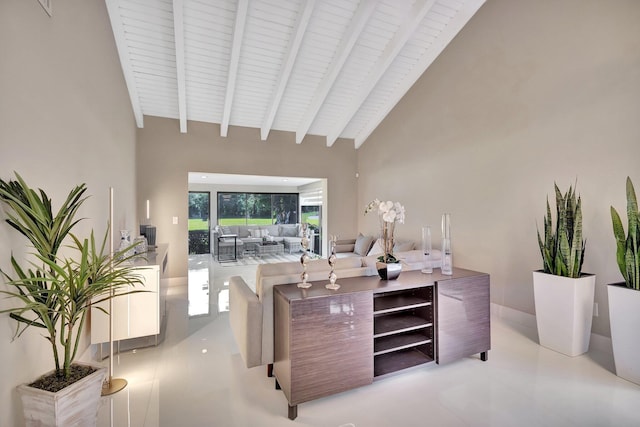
xmin=218 ymin=287 xmax=229 ymax=313
xmin=188 ymin=254 xmax=240 ymax=318
xmin=187 ymin=254 xmax=215 ymax=317
xmin=97 ymin=254 xmax=260 ymax=427
xmin=187 ymin=265 xmax=210 ymax=316
xmin=98 ymin=376 xmax=159 ymax=427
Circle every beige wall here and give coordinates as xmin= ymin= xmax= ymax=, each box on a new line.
xmin=0 ymin=1 xmax=137 ymax=425
xmin=136 ymin=117 xmax=357 ymax=279
xmin=357 ymin=0 xmax=640 ymax=337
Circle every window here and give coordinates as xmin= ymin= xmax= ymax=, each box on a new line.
xmin=217 ymin=192 xmax=299 ymax=225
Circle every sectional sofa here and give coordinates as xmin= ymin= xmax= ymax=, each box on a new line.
xmin=212 ymin=223 xmax=304 ymax=257
xmin=229 ymin=247 xmax=442 ymax=370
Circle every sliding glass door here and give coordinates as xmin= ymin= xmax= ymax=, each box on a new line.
xmin=188 ymin=191 xmax=210 ymax=254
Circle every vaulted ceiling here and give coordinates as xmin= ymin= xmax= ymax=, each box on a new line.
xmin=106 ymin=0 xmax=485 ymax=148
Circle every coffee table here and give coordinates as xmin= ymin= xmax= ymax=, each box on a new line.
xmin=246 ymin=241 xmax=284 ymax=257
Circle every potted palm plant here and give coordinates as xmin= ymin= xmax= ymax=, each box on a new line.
xmin=0 ymin=173 xmax=143 ymax=426
xmin=534 ymin=182 xmax=595 ymax=356
xmin=609 ymin=176 xmax=640 ymax=385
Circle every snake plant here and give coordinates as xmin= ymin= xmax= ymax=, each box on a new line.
xmin=537 ymin=183 xmax=585 ymax=278
xmin=611 ymin=177 xmax=640 ymax=290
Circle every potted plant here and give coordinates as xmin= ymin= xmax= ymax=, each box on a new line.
xmin=0 ymin=173 xmax=143 ymax=426
xmin=609 ymin=176 xmax=640 ymax=385
xmin=365 ymin=199 xmax=405 ymax=280
xmin=534 ymin=182 xmax=595 ymax=356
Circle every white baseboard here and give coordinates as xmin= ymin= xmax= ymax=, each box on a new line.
xmin=491 ymin=302 xmax=536 ymax=329
xmin=490 ymin=302 xmax=612 ymax=354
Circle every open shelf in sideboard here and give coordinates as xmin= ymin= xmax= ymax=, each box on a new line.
xmin=374 ymin=294 xmax=431 ymax=313
xmin=374 ymin=345 xmax=434 ymax=377
xmin=374 ymin=313 xmax=433 ymax=336
xmin=373 ymin=286 xmax=434 ymax=377
xmin=374 ymin=331 xmax=433 ymax=355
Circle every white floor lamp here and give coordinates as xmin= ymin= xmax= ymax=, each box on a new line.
xmin=102 ymin=187 xmax=127 ymax=396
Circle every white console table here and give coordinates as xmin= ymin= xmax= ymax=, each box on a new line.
xmin=91 ymin=244 xmax=168 ymax=345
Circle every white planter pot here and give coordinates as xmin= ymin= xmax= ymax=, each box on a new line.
xmin=533 ymin=271 xmax=596 ymax=356
xmin=17 ymin=363 xmax=106 ymax=427
xmin=608 ymin=283 xmax=640 ymax=385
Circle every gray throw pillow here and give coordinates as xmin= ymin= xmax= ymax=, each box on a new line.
xmin=354 ymin=234 xmax=374 ymax=256
xmin=394 ymin=241 xmax=415 ymax=252
xmin=280 ymin=225 xmax=298 ymax=237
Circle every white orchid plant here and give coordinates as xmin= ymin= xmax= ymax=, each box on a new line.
xmin=365 ymin=199 xmax=406 ymax=263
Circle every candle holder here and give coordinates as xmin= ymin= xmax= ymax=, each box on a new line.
xmin=297 ymin=223 xmax=312 ymax=289
xmin=325 ymin=235 xmax=340 ymax=290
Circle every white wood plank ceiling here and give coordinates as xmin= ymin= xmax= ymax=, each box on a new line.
xmin=106 ymin=0 xmax=485 ymax=148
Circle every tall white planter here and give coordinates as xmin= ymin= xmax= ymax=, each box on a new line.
xmin=608 ymin=283 xmax=640 ymax=385
xmin=533 ymin=271 xmax=596 ymax=357
xmin=17 ymin=363 xmax=106 ymax=427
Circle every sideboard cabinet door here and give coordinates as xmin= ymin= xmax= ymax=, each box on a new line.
xmin=128 ymin=266 xmax=160 ymax=338
xmin=91 ymin=265 xmax=160 ymax=344
xmin=436 ymin=274 xmax=490 ymax=364
xmin=274 ymin=291 xmax=373 ymax=406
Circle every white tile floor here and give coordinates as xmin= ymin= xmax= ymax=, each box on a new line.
xmin=96 ymin=255 xmax=640 ymax=427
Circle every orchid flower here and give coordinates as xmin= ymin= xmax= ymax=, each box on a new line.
xmin=365 ymin=198 xmax=406 ymax=263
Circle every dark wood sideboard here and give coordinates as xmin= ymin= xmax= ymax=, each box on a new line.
xmin=273 ymin=268 xmax=490 ymax=420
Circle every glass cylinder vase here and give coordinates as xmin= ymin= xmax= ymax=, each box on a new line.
xmin=441 ymin=214 xmax=453 ymax=275
xmin=421 ymin=225 xmax=433 ymax=274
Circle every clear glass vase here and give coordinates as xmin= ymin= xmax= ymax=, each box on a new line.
xmin=441 ymin=214 xmax=453 ymax=275
xmin=421 ymin=225 xmax=433 ymax=274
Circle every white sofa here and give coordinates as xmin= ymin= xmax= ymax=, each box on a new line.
xmin=229 ymin=248 xmax=441 ymax=370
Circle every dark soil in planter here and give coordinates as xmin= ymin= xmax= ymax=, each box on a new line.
xmin=29 ymin=364 xmax=97 ymax=393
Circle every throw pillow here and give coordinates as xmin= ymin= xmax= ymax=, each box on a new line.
xmin=354 ymin=234 xmax=374 ymax=256
xmin=250 ymin=229 xmax=260 ymax=238
xmin=279 ymin=225 xmax=298 ymax=237
xmin=394 ymin=241 xmax=415 ymax=252
xmin=264 ymin=224 xmax=279 ymax=236
xmin=220 ymin=226 xmax=233 ymax=236
xmin=367 ymin=239 xmax=384 ymax=256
